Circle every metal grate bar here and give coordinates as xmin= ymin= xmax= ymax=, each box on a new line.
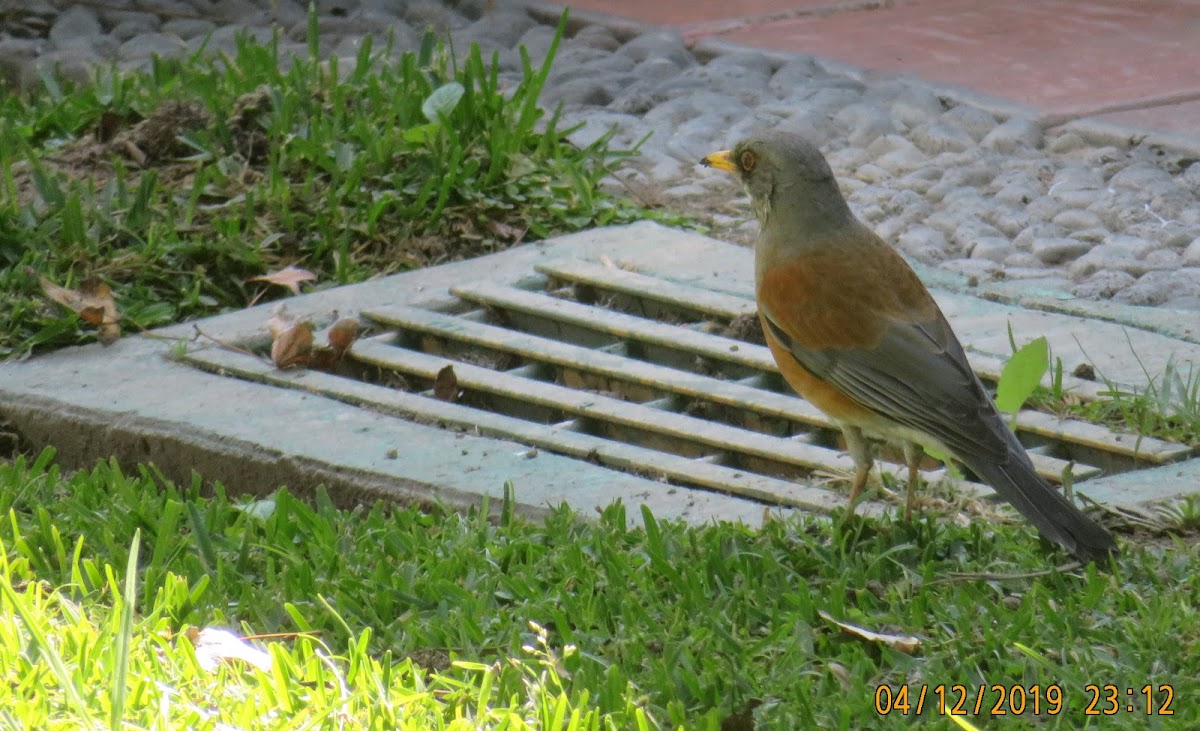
xmin=527 ymin=262 xmax=1192 ymax=466
xmin=180 ymin=347 xmax=856 ymax=513
xmin=451 ymin=280 xmax=774 ymax=372
xmin=364 ymin=304 xmax=1095 ymax=485
xmin=536 ymin=259 xmax=758 ymax=320
xmin=353 ymin=336 xmax=854 ymax=474
xmin=537 ymin=258 xmax=1115 ymax=401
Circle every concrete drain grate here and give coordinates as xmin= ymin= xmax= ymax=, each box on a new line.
xmin=180 ymin=254 xmax=1195 ymax=515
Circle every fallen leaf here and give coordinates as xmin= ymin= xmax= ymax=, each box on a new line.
xmin=39 ymin=275 xmax=122 ymax=345
xmin=489 ymin=220 xmax=527 ymax=243
xmin=818 ymin=610 xmax=921 ymax=654
xmin=324 ymin=317 xmax=359 ymax=358
xmin=250 ymin=265 xmax=317 ymax=295
xmin=433 ymin=364 xmax=458 ymax=401
xmin=270 ymin=320 xmax=314 ymax=369
xmin=188 ymin=627 xmax=273 ymax=673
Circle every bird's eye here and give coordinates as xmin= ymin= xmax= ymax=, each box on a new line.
xmin=740 ymin=151 xmax=757 ymax=172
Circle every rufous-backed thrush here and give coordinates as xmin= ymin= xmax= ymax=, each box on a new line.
xmin=702 ymin=131 xmax=1117 ymax=563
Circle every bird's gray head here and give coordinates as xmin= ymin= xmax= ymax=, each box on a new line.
xmin=701 ymin=130 xmax=854 ymax=234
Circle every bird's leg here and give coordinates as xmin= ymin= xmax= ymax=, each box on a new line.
xmin=842 ymin=426 xmax=874 ymax=513
xmin=902 ymin=442 xmax=925 ymax=521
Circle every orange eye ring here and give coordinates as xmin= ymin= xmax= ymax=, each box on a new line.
xmin=740 ymin=151 xmax=757 ymax=172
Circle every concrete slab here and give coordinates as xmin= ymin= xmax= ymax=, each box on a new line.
xmin=1 ymin=223 xmax=1197 ymax=524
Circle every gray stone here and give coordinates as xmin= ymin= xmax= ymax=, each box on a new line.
xmin=1098 ymin=233 xmax=1154 ymax=257
xmin=31 ymin=49 xmax=100 ymax=87
xmin=617 ymin=31 xmax=695 ymax=68
xmin=549 ymin=47 xmax=634 ymax=83
xmin=461 ymin=9 xmax=535 ymax=47
xmin=1184 ymin=238 xmax=1200 ymax=266
xmin=981 ymin=117 xmax=1043 ymax=152
xmin=609 ymin=75 xmax=706 ymax=115
xmin=1024 ymin=195 xmax=1065 ymax=222
xmin=1051 ymin=208 xmax=1104 ymax=232
xmin=897 ymin=226 xmax=950 ymax=262
xmin=49 ymin=6 xmax=102 ymax=51
xmin=1013 ymin=222 xmax=1063 ymax=251
xmin=162 ymin=18 xmax=217 ymax=40
xmin=1068 ymin=227 xmax=1111 ymax=244
xmin=910 ymin=121 xmax=975 ymax=155
xmin=544 ymin=77 xmax=618 ymax=107
xmin=968 ymin=236 xmax=1014 ymax=262
xmin=826 ymin=146 xmax=868 ymax=174
xmin=404 ymin=0 xmax=468 ymax=32
xmin=1180 ymin=161 xmax=1200 ymax=197
xmin=1072 ymin=270 xmax=1135 ymax=298
xmin=1069 ymin=247 xmax=1169 ymax=279
xmin=767 ymin=56 xmax=821 ymax=97
xmin=1003 ymin=252 xmax=1045 ymax=269
xmin=110 ymin=14 xmax=162 ymax=42
xmin=118 ymin=33 xmax=187 ymax=62
xmin=798 ymin=83 xmax=863 ymax=114
xmin=983 ymin=204 xmax=1032 ymax=238
xmin=889 ymin=87 xmax=945 ymax=129
xmin=894 ymin=167 xmax=943 ymax=194
xmin=994 ymin=180 xmax=1044 ymax=206
xmin=1114 ymin=269 xmax=1200 ymax=306
xmin=690 ymin=52 xmax=773 ymax=104
xmin=1047 ymin=131 xmax=1087 ymax=154
xmin=853 ymin=163 xmax=890 ymax=184
xmin=952 ymin=219 xmax=1003 ymax=250
xmin=1032 ymin=237 xmax=1091 ymax=264
xmin=643 ymin=91 xmax=748 ymax=129
xmin=561 ymin=110 xmax=644 ymax=148
xmin=940 ymin=105 xmax=997 ymax=141
xmin=137 ymin=0 xmax=197 ymax=15
xmin=924 ymin=163 xmax=995 ymax=202
xmin=1149 ymin=190 xmax=1198 ymax=221
xmin=726 ymin=108 xmax=788 ymax=143
xmin=573 ymin=25 xmax=621 ymax=52
xmin=775 ymin=110 xmax=838 ymax=147
xmin=511 ymin=25 xmax=557 ymax=62
xmin=633 ymin=56 xmax=691 ymax=81
xmin=1107 ymin=161 xmax=1175 ymax=192
xmin=872 ymin=141 xmax=927 ymax=174
xmin=1088 ymin=193 xmax=1154 ymax=230
xmin=0 ymin=38 xmax=48 ymax=89
xmin=834 ymin=102 xmax=896 ymax=147
xmin=211 ymin=0 xmax=273 ymax=25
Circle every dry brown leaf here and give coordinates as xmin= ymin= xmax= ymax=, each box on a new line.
xmin=40 ymin=275 xmax=122 ymax=345
xmin=432 ymin=364 xmax=458 ymax=401
xmin=325 ymin=316 xmax=359 ymax=358
xmin=188 ymin=626 xmax=273 ymax=673
xmin=818 ymin=610 xmax=921 ymax=654
xmin=250 ymin=265 xmax=317 ymax=295
xmin=271 ymin=320 xmax=314 ymax=369
xmin=489 ymin=220 xmax=527 ymax=243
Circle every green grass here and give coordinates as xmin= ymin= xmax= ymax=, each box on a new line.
xmin=0 ymin=9 xmax=686 ymax=359
xmin=2 ymin=449 xmax=1196 ymax=729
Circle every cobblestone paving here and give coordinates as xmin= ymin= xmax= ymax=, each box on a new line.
xmin=4 ymin=0 xmax=1200 ymax=309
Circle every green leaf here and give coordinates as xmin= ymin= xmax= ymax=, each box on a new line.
xmin=403 ymin=123 xmax=437 ymax=144
xmin=995 ymin=335 xmax=1049 ymax=414
xmin=421 ymin=82 xmax=464 ymax=123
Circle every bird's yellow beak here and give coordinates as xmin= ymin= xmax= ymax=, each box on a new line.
xmin=700 ymin=150 xmax=737 ymax=173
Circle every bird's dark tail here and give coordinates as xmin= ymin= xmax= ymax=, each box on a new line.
xmin=962 ymin=448 xmax=1118 ymax=564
